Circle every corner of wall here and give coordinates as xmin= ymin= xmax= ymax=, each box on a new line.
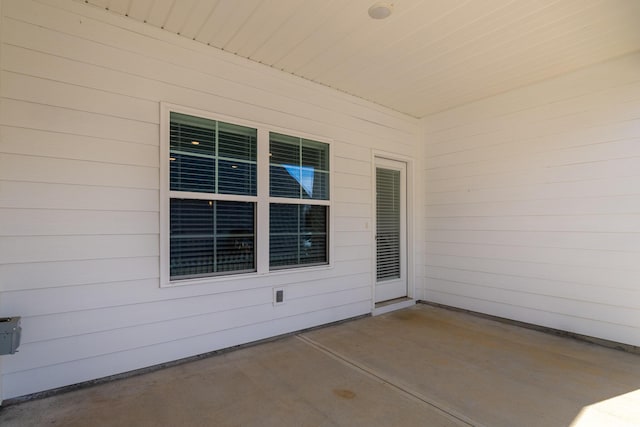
xmin=413 ymin=117 xmax=429 ymax=302
xmin=0 ymin=0 xmax=5 ymax=406
xmin=415 ymin=53 xmax=640 ymax=347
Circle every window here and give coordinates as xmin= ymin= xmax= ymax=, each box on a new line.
xmin=161 ymin=106 xmax=331 ymax=285
xmin=269 ymin=133 xmax=329 ymax=269
xmin=168 ymin=112 xmax=257 ymax=280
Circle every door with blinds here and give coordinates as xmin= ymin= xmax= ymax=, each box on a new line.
xmin=374 ymin=157 xmax=407 ymax=303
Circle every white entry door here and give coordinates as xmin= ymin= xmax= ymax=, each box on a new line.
xmin=374 ymin=157 xmax=407 ymax=303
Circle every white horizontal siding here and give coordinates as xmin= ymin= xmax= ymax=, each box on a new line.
xmin=0 ymin=97 xmax=157 ymax=144
xmin=4 ymin=286 xmax=372 ymax=374
xmin=1 ymin=126 xmax=159 ymax=167
xmin=426 ymin=253 xmax=640 ymax=293
xmin=3 ymin=301 xmax=371 ymax=399
xmin=1 ymin=235 xmax=158 ymax=264
xmin=2 ymin=272 xmax=374 ymax=320
xmin=0 ymin=210 xmax=159 ymax=236
xmin=0 ymin=152 xmax=159 ymax=189
xmin=422 ymin=52 xmax=640 ymax=347
xmin=0 ymin=181 xmax=159 ymax=211
xmin=0 ymin=0 xmax=421 ymax=399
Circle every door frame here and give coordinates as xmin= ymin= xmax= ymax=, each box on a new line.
xmin=371 ymin=151 xmax=415 ymax=311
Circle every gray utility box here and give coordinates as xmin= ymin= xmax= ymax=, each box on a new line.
xmin=0 ymin=317 xmax=21 ymax=355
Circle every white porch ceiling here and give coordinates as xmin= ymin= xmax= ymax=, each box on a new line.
xmin=83 ymin=0 xmax=640 ymax=118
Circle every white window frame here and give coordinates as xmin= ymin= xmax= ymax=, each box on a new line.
xmin=160 ymin=103 xmax=334 ymax=287
xmin=268 ymin=131 xmax=331 ymax=270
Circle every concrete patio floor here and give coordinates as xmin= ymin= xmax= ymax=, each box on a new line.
xmin=1 ymin=304 xmax=639 ymax=426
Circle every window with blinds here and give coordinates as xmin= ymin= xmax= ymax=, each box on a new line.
xmin=269 ymin=132 xmax=329 ymax=269
xmin=169 ymin=112 xmax=257 ymax=280
xmin=162 ymin=107 xmax=332 ymax=285
xmin=376 ymin=168 xmax=401 ymax=281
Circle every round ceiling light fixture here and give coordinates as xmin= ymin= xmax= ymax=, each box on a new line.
xmin=368 ymin=2 xmax=394 ymax=19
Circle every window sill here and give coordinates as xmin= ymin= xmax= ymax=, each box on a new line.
xmin=161 ymin=263 xmax=334 ymax=288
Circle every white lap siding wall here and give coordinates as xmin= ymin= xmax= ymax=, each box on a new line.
xmin=0 ymin=0 xmax=422 ymax=399
xmin=422 ymin=52 xmax=640 ymax=347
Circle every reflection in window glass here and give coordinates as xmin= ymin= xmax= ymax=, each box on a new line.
xmin=269 ymin=133 xmax=329 ymax=200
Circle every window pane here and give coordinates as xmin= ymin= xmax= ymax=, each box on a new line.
xmin=302 ymin=139 xmax=329 ymax=200
xmin=170 ymin=199 xmax=255 ymax=279
xmin=270 ymin=204 xmax=327 ymax=268
xmin=270 ymin=202 xmax=298 ymax=231
xmin=216 ymin=201 xmax=255 ymax=272
xmin=170 ymin=198 xmax=215 ymax=277
xmin=218 ymin=123 xmax=257 ymax=161
xmin=170 ymin=113 xmax=216 ymax=155
xmin=270 ymin=164 xmax=301 ymax=199
xmin=170 ymin=112 xmax=256 ymax=195
xmin=218 ymin=123 xmax=257 ymax=195
xmin=270 ymin=133 xmax=301 ymax=198
xmin=218 ymin=160 xmax=256 ymax=195
xmin=302 ymin=139 xmax=329 ymax=170
xmin=303 ymin=205 xmax=328 ymax=264
xmin=170 ymin=154 xmax=216 ymax=193
xmin=269 ymin=132 xmax=329 ymax=200
xmin=170 ymin=113 xmax=216 ymax=193
xmin=301 ymin=169 xmax=329 ymax=200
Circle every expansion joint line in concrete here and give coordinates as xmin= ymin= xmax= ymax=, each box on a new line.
xmin=296 ymin=334 xmax=481 ymax=427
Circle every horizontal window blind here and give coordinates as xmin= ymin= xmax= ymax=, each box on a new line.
xmin=376 ymin=167 xmax=400 ymax=281
xmin=270 ymin=132 xmax=329 ymax=200
xmin=168 ymin=112 xmax=257 ymax=281
xmin=270 ymin=204 xmax=327 ymax=269
xmin=163 ymin=108 xmax=331 ymax=283
xmin=170 ymin=199 xmax=255 ymax=279
xmin=269 ymin=132 xmax=329 ymax=269
xmin=170 ymin=112 xmax=257 ymax=196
